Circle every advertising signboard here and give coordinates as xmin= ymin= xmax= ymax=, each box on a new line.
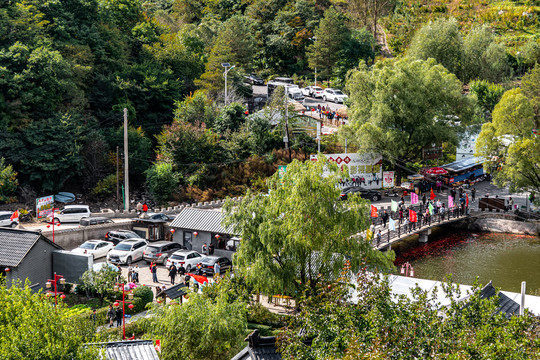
xmin=36 ymin=195 xmax=54 ymax=219
xmin=311 ymin=153 xmax=384 ymax=189
xmin=383 ymin=171 xmax=395 ymax=188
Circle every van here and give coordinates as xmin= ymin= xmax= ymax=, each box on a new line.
xmin=47 ymin=205 xmax=91 ymax=224
xmin=0 ymin=211 xmax=18 ymax=228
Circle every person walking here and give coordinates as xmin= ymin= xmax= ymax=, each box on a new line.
xmin=142 ymin=202 xmax=148 ymax=214
xmin=382 ymin=210 xmax=389 ymax=228
xmin=107 ymin=305 xmax=116 ymax=328
xmin=507 ymin=197 xmax=514 ymax=212
xmin=213 ymin=261 xmax=221 ymax=277
xmin=202 ymin=243 xmax=208 ymax=256
xmin=177 ymin=263 xmax=186 ymax=284
xmin=376 ymin=230 xmax=382 ymax=246
xmin=116 ymin=306 xmax=122 ymax=327
xmin=169 ymin=263 xmax=177 ymax=285
xmin=399 ymin=208 xmax=404 ymax=224
xmin=422 ymin=193 xmax=427 ymax=207
xmin=136 ymin=202 xmax=143 ymax=215
xmin=208 ymin=243 xmax=215 ymax=255
xmin=185 ymin=274 xmax=191 ymax=289
xmin=132 ymin=264 xmax=139 ymax=283
xmin=151 ymin=261 xmax=158 ymax=283
xmin=127 ymin=264 xmax=133 ymax=283
xmin=471 ymin=187 xmax=476 ymax=202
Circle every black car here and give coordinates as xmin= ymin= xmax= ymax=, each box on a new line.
xmin=79 ymin=217 xmax=114 ymax=226
xmin=196 ymin=256 xmax=233 ymax=276
xmin=146 ymin=212 xmax=173 ymax=221
xmin=340 ymin=186 xmax=381 ymax=201
xmin=244 ymin=74 xmax=264 ymax=85
xmin=105 ymin=229 xmax=141 ymax=245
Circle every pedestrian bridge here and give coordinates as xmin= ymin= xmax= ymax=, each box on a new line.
xmin=371 ymin=209 xmax=470 ymax=250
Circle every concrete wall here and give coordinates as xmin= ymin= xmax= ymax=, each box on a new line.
xmin=450 ymin=216 xmax=540 ymax=235
xmin=53 ymin=250 xmax=93 ymax=283
xmin=172 ymin=229 xmax=211 ymax=252
xmin=42 ymin=222 xmax=132 ymax=250
xmin=16 ymin=239 xmax=57 ymax=289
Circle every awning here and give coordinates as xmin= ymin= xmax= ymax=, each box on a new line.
xmin=425 ymin=167 xmax=448 ymax=175
xmin=442 ymin=157 xmax=484 ymax=172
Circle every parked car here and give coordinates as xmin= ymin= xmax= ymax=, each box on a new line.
xmin=0 ymin=211 xmax=18 ymax=228
xmin=244 ymin=73 xmax=264 ymax=85
xmin=166 ymin=250 xmax=203 ymax=272
xmin=47 ymin=205 xmax=91 ymax=224
xmin=322 ymin=88 xmax=348 ymax=103
xmin=143 ymin=241 xmax=184 ymax=264
xmin=196 ymin=256 xmax=233 ymax=276
xmin=107 ymin=239 xmax=148 ymax=265
xmin=302 ymin=86 xmax=324 ymax=98
xmin=80 ymin=217 xmax=114 ymax=226
xmin=105 ymin=229 xmax=141 ymax=245
xmin=340 ymin=186 xmax=380 ymax=201
xmin=72 ymin=240 xmax=114 ymax=259
xmin=145 ymin=212 xmax=173 ymax=222
xmin=287 ymin=85 xmax=304 ymax=100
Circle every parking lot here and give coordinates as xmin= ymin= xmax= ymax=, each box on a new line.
xmin=252 ymin=85 xmax=345 ymax=112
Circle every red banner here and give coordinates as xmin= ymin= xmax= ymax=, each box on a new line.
xmin=466 ymin=194 xmax=469 ymax=207
xmin=409 ymin=209 xmax=417 ymax=223
xmin=430 ymin=188 xmax=436 ymax=200
xmin=371 ymin=205 xmax=378 ymax=218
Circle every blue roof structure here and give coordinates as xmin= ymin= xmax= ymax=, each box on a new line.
xmin=442 ymin=157 xmax=484 ymax=172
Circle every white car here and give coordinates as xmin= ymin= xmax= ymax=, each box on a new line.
xmin=107 ymin=239 xmax=148 ymax=265
xmin=322 ymin=88 xmax=348 ymax=103
xmin=0 ymin=211 xmax=18 ymax=228
xmin=47 ymin=205 xmax=91 ymax=224
xmin=302 ymin=86 xmax=324 ymax=98
xmin=72 ymin=240 xmax=114 ymax=260
xmin=286 ymin=85 xmax=304 ymax=100
xmin=166 ymin=250 xmax=203 ymax=272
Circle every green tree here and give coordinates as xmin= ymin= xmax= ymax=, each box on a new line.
xmin=222 ymin=159 xmax=394 ymax=296
xmin=344 ymin=58 xmax=475 ymax=180
xmin=521 ymin=63 xmax=540 ymax=124
xmin=0 ymin=158 xmax=18 ymax=204
xmin=173 ymin=90 xmax=217 ymax=128
xmin=307 ymin=7 xmax=349 ymax=80
xmin=77 ymin=266 xmax=125 ymax=306
xmin=476 ymin=88 xmax=539 ymax=194
xmin=520 ymin=39 xmax=540 ymax=71
xmin=213 ymin=102 xmax=247 ymax=134
xmin=0 ymin=278 xmax=100 ymax=359
xmin=278 ymin=271 xmax=540 ymax=359
xmin=145 ymin=277 xmax=247 ymax=360
xmin=469 ymin=79 xmax=505 ymax=118
xmin=408 ymin=18 xmax=464 ymax=79
xmin=197 ymin=15 xmax=255 ymax=100
xmin=145 ymin=161 xmax=180 ymax=204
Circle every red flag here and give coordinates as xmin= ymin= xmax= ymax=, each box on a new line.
xmin=466 ymin=194 xmax=469 ymax=207
xmin=430 ymin=188 xmax=436 ymax=200
xmin=155 ymin=339 xmax=161 ymax=353
xmin=409 ymin=209 xmax=417 ymax=223
xmin=371 ymin=205 xmax=378 ymax=218
xmin=187 ymin=273 xmax=209 ymax=284
xmin=10 ymin=210 xmax=19 ymax=223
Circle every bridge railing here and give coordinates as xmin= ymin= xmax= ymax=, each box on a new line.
xmin=371 ymin=206 xmax=469 ymax=248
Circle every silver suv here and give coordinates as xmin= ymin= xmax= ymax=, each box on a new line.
xmin=107 ymin=239 xmax=148 ymax=265
xmin=47 ymin=205 xmax=91 ymax=224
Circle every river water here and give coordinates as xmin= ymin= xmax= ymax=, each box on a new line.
xmin=393 ymin=228 xmax=540 ymax=295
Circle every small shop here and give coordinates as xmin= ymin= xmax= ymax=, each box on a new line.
xmin=131 ymin=218 xmax=170 ymax=242
xmin=169 ymin=208 xmax=237 ymax=258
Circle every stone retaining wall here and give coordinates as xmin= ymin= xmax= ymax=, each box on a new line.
xmin=449 ymin=216 xmax=540 ymax=236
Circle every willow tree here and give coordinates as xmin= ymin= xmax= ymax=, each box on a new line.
xmin=222 ymin=159 xmax=394 ymax=296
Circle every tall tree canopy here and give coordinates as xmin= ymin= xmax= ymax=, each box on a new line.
xmin=343 ymin=57 xmax=475 ymax=177
xmin=222 ymin=159 xmax=394 ymax=296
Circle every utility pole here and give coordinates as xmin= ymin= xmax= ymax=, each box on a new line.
xmin=116 ymin=146 xmax=119 ymax=210
xmin=123 ymin=108 xmax=129 ymax=211
xmin=314 ymin=67 xmax=317 ymax=86
xmin=284 ymin=87 xmax=291 ymax=162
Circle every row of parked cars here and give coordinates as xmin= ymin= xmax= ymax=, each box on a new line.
xmin=72 ymin=229 xmax=232 ymax=276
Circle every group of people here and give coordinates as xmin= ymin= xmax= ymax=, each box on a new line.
xmin=135 ymin=201 xmax=149 ymax=215
xmin=106 ymin=304 xmax=124 ymax=328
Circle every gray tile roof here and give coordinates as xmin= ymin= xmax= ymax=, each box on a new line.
xmin=231 ymin=330 xmax=282 ymax=360
xmin=480 ymin=281 xmax=520 ymax=318
xmin=0 ymin=228 xmax=61 ymax=267
xmin=170 ymin=208 xmax=235 ymax=234
xmin=94 ymin=340 xmax=160 ymax=360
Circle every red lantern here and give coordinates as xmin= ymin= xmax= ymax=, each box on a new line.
xmin=60 ymin=294 xmax=66 ymax=300
xmin=157 ymin=300 xmax=161 ymax=304
xmin=215 ymin=234 xmax=220 ymax=239
xmin=46 ymin=293 xmax=51 ymax=297
xmin=170 ymin=229 xmax=175 ymax=234
xmin=46 ymin=225 xmax=50 ymax=229
xmin=193 ymin=232 xmax=198 ymax=237
xmin=244 ymin=110 xmax=249 ymax=115
xmin=128 ymin=304 xmax=134 ymax=309
xmin=4 ymin=267 xmax=10 ymax=272
xmin=114 ymin=301 xmax=119 ymax=307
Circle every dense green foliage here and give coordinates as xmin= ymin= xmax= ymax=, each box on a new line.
xmin=0 ymin=278 xmax=100 ymax=359
xmin=476 ymin=65 xmax=540 ymax=194
xmin=146 ymin=276 xmax=247 ymax=360
xmin=279 ymin=270 xmax=540 ymax=359
xmin=223 ymin=159 xmax=394 ymax=296
xmin=0 ymin=158 xmax=18 ymax=204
